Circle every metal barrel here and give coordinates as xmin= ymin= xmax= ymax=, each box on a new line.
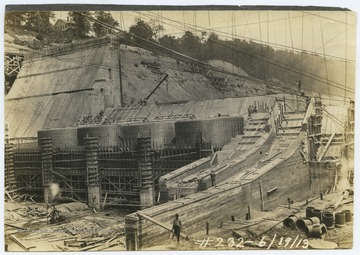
xmin=283 ymin=215 xmax=298 ymax=230
xmin=308 ymin=216 xmax=321 ymax=225
xmin=335 ymin=212 xmax=346 ymax=228
xmin=342 ymin=210 xmax=353 ymax=223
xmin=305 ymin=223 xmax=327 ymax=239
xmin=311 ymin=209 xmax=322 ymax=222
xmin=306 ymin=206 xmax=315 ymax=218
xmin=296 ymin=218 xmax=313 ymax=232
xmin=322 ymin=212 xmax=334 ymax=229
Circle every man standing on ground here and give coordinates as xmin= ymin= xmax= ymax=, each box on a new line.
xmin=172 ymin=214 xmax=182 ymax=243
xmin=210 ymin=170 xmax=216 ymax=186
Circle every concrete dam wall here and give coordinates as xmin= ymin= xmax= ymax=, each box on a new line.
xmin=38 ymin=116 xmax=244 ymax=149
xmin=5 ymin=35 xmax=278 ymax=140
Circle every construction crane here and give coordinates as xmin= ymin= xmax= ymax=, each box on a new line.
xmin=145 ymin=74 xmax=169 ymax=101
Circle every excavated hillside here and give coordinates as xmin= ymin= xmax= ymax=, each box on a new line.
xmin=5 ymin=37 xmax=282 ymax=138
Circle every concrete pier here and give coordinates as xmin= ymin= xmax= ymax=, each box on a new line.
xmin=40 ymin=138 xmax=53 ymax=204
xmin=137 ymin=137 xmax=154 ymax=209
xmin=85 ymin=137 xmax=101 ymax=210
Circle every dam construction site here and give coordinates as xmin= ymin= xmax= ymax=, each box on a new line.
xmin=3 ymin=7 xmax=355 ymax=252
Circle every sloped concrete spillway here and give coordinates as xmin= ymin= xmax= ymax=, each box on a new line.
xmin=124 ymin=95 xmax=313 ymax=250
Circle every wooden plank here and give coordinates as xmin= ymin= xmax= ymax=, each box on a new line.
xmin=49 ymin=169 xmax=71 ymax=182
xmin=102 ymin=192 xmax=108 ymax=209
xmin=5 ymin=223 xmax=27 ymax=230
xmin=137 ymin=212 xmax=188 ymax=240
xmin=333 ymin=191 xmax=349 ymax=209
xmin=261 ymin=151 xmax=282 ymax=163
xmin=56 ymin=244 xmax=68 ymax=251
xmin=5 ymin=190 xmax=13 ymax=201
xmin=259 ymin=181 xmax=264 ymax=211
xmin=318 ymin=132 xmax=336 ymax=162
xmin=10 ymin=235 xmax=36 ymax=251
xmin=6 ymin=187 xmax=25 ymax=193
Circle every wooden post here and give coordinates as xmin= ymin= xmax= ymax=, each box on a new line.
xmin=206 ymin=222 xmax=209 ymax=235
xmin=102 ymin=192 xmax=108 ymax=209
xmin=247 ymin=205 xmax=251 ymax=219
xmin=117 ymin=41 xmax=124 ymax=107
xmin=259 ymin=181 xmax=264 ymax=211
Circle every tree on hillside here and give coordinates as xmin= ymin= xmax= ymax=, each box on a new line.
xmin=68 ymin=11 xmax=92 ymax=38
xmin=149 ymin=19 xmax=165 ymax=41
xmin=128 ymin=18 xmax=154 ymax=41
xmin=93 ymin=11 xmax=119 ymax=37
xmin=159 ymin=35 xmax=179 ymax=51
xmin=24 ymin=12 xmax=55 ymax=33
xmin=5 ymin=12 xmax=27 ymax=26
xmin=204 ymin=32 xmax=221 ymax=60
xmin=179 ymin=31 xmax=202 ymax=59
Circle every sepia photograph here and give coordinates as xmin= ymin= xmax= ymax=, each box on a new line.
xmin=2 ymin=2 xmax=357 ymax=252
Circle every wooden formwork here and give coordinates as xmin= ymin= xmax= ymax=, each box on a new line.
xmin=9 ymin=138 xmax=213 ymax=207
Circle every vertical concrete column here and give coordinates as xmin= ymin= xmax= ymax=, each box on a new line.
xmin=307 ymin=97 xmax=323 ymax=161
xmin=309 ymin=137 xmax=316 ymax=161
xmin=139 ymin=162 xmax=154 ymax=208
xmin=5 ymin=123 xmax=9 ymax=144
xmin=116 ymin=39 xmax=124 ymax=107
xmin=40 ymin=138 xmax=53 ymax=204
xmin=137 ymin=137 xmax=154 ymax=209
xmin=345 ymin=100 xmax=355 ymax=157
xmin=314 ymin=97 xmax=323 ymax=158
xmin=5 ymin=143 xmax=16 ymax=189
xmin=125 ymin=215 xmax=140 ymax=250
xmin=348 ymin=100 xmax=355 ymax=124
xmin=308 ymin=116 xmax=316 ymax=161
xmin=85 ymin=137 xmax=101 ymax=210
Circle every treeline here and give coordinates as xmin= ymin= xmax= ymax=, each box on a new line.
xmin=6 ymin=12 xmax=349 ymax=94
xmin=140 ymin=19 xmax=353 ymax=98
xmin=128 ymin=19 xmax=334 ymax=89
xmin=5 ymin=11 xmax=119 ymax=38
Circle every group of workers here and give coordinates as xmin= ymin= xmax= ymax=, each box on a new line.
xmin=247 ymin=105 xmax=258 ymax=116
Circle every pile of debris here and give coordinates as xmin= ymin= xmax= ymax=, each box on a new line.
xmin=5 ymin=201 xmax=126 ymax=251
xmin=5 ymin=187 xmax=36 ymax=203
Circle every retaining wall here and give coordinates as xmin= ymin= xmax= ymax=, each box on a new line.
xmin=309 ymin=161 xmax=338 ymax=195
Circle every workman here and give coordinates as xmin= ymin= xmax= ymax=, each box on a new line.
xmin=172 ymin=214 xmax=182 ymax=243
xmin=210 ymin=170 xmax=216 ymax=186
